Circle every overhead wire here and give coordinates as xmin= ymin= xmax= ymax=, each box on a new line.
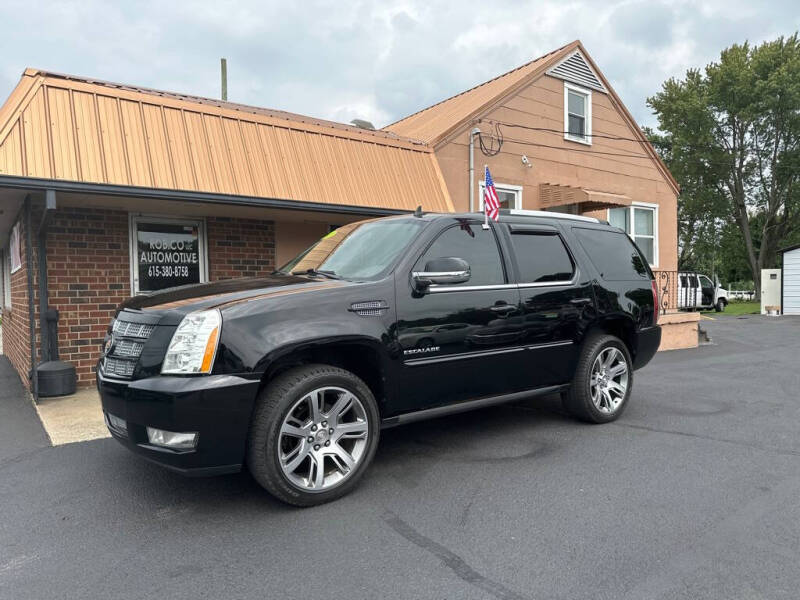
xmin=477 ymin=120 xmax=800 ymax=172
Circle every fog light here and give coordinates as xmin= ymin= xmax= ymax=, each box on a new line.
xmin=146 ymin=427 xmax=198 ymax=450
xmin=105 ymin=412 xmax=127 ymax=434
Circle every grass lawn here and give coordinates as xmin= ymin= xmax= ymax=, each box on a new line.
xmin=701 ymin=301 xmax=760 ymax=316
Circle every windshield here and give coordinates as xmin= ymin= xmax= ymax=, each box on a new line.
xmin=278 ymin=218 xmax=426 ymax=281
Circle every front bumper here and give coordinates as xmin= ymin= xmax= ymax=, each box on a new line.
xmin=97 ymin=368 xmax=260 ymax=476
xmin=633 ymin=325 xmax=661 ymax=370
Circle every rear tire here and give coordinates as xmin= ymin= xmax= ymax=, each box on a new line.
xmin=562 ymin=334 xmax=633 ymax=424
xmin=247 ymin=364 xmax=380 ymax=507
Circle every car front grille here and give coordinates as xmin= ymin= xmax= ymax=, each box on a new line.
xmin=113 ymin=320 xmax=155 ymax=339
xmin=102 ymin=317 xmax=156 ymax=380
xmin=103 ymin=357 xmax=136 ymax=378
xmin=112 ymin=339 xmax=145 ymax=358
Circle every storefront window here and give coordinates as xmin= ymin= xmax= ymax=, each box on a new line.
xmin=130 ymin=216 xmax=207 ymax=293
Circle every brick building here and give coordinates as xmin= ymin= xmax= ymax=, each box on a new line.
xmin=0 ymin=40 xmax=681 ymax=394
xmin=0 ymin=69 xmax=452 ymax=391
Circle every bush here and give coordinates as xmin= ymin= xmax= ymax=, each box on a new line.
xmin=727 ymin=280 xmax=755 ymax=291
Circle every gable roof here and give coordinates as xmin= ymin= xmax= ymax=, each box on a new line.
xmin=0 ymin=69 xmax=454 ymax=213
xmin=384 ymin=41 xmax=578 ymax=145
xmin=385 ymin=41 xmax=679 ymax=195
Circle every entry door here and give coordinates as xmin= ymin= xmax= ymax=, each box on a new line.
xmin=395 ymin=222 xmax=523 ymax=413
xmin=698 ymin=275 xmax=715 ymax=307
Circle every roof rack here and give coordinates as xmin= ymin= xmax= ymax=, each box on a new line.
xmin=503 ymin=209 xmax=600 ymax=223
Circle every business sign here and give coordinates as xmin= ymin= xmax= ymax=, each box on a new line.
xmin=136 ymin=222 xmax=201 ymax=292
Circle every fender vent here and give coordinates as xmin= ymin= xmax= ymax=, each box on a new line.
xmin=349 ymin=300 xmax=389 ymax=317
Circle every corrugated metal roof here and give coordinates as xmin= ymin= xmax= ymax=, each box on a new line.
xmin=0 ymin=69 xmax=453 ymax=213
xmin=384 ymin=41 xmax=577 ymax=145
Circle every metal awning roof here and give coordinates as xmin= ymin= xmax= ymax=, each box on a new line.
xmin=0 ymin=69 xmax=454 ymax=214
xmin=539 ymin=183 xmax=631 ymax=211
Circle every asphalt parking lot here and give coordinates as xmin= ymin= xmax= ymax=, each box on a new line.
xmin=2 ymin=314 xmax=800 ymax=600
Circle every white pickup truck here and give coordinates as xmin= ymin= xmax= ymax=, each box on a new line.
xmin=678 ymin=272 xmax=729 ymax=312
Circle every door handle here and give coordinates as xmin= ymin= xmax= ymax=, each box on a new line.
xmin=490 ymin=303 xmax=516 ymax=314
xmin=570 ymin=298 xmax=592 ymax=305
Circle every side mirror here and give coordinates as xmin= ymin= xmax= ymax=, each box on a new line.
xmin=412 ymin=257 xmax=471 ymax=292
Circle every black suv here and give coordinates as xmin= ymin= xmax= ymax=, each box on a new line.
xmin=98 ymin=210 xmax=660 ymax=506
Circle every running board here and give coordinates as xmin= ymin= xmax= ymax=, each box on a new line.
xmin=381 ymin=384 xmax=568 ymax=428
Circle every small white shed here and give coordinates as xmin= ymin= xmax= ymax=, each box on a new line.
xmin=782 ymin=244 xmax=800 ymax=315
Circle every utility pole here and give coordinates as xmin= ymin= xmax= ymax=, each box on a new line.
xmin=220 ymin=58 xmax=228 ymax=101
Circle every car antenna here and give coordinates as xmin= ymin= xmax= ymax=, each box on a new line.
xmin=413 ymin=205 xmax=423 ymax=218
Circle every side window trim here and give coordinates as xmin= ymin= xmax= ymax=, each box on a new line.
xmin=415 ymin=221 xmax=510 ymax=293
xmin=508 ymin=229 xmax=579 ymax=287
xmin=572 ymin=225 xmax=650 ymax=280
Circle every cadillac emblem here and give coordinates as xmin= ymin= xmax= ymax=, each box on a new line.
xmin=103 ymin=335 xmax=114 ymax=356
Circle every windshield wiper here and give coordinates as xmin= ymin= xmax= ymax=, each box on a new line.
xmin=299 ymin=268 xmax=341 ymax=280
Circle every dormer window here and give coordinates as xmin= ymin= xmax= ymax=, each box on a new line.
xmin=564 ymin=83 xmax=591 ymax=145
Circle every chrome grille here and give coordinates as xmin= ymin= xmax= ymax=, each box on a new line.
xmin=103 ymin=358 xmax=136 ymax=378
xmin=112 ymin=339 xmax=144 ymax=358
xmin=113 ymin=320 xmax=155 ymax=339
xmin=103 ymin=317 xmax=157 ymax=380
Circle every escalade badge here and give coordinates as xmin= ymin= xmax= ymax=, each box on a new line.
xmin=404 ymin=346 xmax=441 ymax=356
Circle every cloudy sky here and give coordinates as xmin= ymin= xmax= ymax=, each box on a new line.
xmin=1 ymin=0 xmax=798 ymax=130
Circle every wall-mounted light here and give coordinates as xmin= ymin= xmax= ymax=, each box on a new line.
xmin=521 ymin=155 xmax=532 ymax=168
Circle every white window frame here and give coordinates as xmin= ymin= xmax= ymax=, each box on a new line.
xmin=607 ymin=202 xmax=659 ymax=268
xmin=564 ymin=82 xmax=592 ymax=146
xmin=129 ymin=214 xmax=208 ymax=294
xmin=9 ymin=221 xmax=22 ymax=274
xmin=478 ymin=181 xmax=522 ymax=212
xmin=1 ymin=249 xmax=10 ymax=309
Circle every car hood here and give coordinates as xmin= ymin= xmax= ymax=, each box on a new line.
xmin=118 ymin=275 xmax=350 ymax=322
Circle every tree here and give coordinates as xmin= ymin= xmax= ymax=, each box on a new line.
xmin=648 ymin=35 xmax=800 ymax=298
xmin=645 ymin=127 xmax=727 ymax=275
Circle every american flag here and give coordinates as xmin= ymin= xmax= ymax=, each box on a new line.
xmin=484 ymin=166 xmax=500 ymax=221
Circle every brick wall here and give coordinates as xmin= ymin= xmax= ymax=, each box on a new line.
xmin=2 ymin=208 xmax=276 ymax=389
xmin=2 ymin=210 xmax=33 ymax=387
xmin=207 ymin=217 xmax=275 ymax=280
xmin=46 ymin=208 xmax=130 ymax=385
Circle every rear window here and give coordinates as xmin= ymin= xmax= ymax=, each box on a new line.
xmin=573 ymin=227 xmax=650 ymax=280
xmin=509 ymin=233 xmax=574 ymax=283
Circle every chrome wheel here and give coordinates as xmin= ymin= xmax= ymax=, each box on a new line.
xmin=590 ymin=347 xmax=629 ymax=414
xmin=278 ymin=386 xmax=369 ymax=492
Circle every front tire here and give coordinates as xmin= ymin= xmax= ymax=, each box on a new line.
xmin=562 ymin=334 xmax=633 ymax=423
xmin=247 ymin=364 xmax=380 ymax=507
xmin=715 ymin=299 xmax=726 ymax=312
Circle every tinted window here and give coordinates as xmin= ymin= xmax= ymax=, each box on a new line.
xmin=417 ymin=223 xmax=505 ymax=286
xmin=573 ymin=228 xmax=649 ymax=280
xmin=510 ymin=233 xmax=574 ymax=282
xmin=282 ymin=218 xmax=426 ymax=281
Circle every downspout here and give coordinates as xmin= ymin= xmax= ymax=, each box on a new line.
xmin=23 ymin=196 xmax=37 ymax=400
xmin=37 ymin=190 xmax=56 ymax=363
xmin=468 ymin=127 xmax=481 ymax=213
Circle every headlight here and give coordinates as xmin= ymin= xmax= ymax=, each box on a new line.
xmin=161 ymin=309 xmax=221 ymax=374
